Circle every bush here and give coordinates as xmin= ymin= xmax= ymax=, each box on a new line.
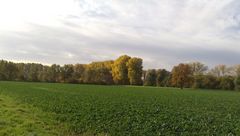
xmin=144 ymin=69 xmax=157 ymax=86
xmin=193 ymin=75 xmax=204 ymax=89
xmin=219 ymin=76 xmax=235 ymax=90
xmin=235 ymin=76 xmax=240 ymax=91
xmin=202 ymin=75 xmax=220 ymax=89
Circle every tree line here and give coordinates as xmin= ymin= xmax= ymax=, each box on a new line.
xmin=0 ymin=55 xmax=143 ymax=85
xmin=144 ymin=62 xmax=240 ymax=90
xmin=0 ymin=55 xmax=240 ymax=90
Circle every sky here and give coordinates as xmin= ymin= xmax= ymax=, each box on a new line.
xmin=0 ymin=0 xmax=239 ymax=70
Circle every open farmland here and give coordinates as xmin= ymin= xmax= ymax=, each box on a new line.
xmin=0 ymin=81 xmax=240 ymax=135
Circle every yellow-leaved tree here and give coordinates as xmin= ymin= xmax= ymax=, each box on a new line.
xmin=127 ymin=57 xmax=143 ymax=85
xmin=112 ymin=55 xmax=131 ymax=85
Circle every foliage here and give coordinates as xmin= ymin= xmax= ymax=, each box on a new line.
xmin=47 ymin=64 xmax=62 ymax=83
xmin=0 ymin=57 xmax=239 ymax=90
xmin=235 ymin=65 xmax=240 ymax=77
xmin=0 ymin=60 xmax=18 ymax=80
xmin=202 ymin=75 xmax=221 ymax=89
xmin=171 ymin=63 xmax=193 ymax=89
xmin=156 ymin=69 xmax=170 ymax=87
xmin=84 ymin=61 xmax=114 ymax=85
xmin=0 ymin=55 xmax=143 ymax=86
xmin=111 ymin=55 xmax=131 ymax=85
xmin=144 ymin=69 xmax=157 ymax=86
xmin=193 ymin=75 xmax=236 ymax=90
xmin=235 ymin=76 xmax=240 ymax=91
xmin=73 ymin=64 xmax=86 ymax=83
xmin=219 ymin=76 xmax=235 ymax=90
xmin=210 ymin=65 xmax=231 ymax=77
xmin=192 ymin=75 xmax=205 ymax=89
xmin=60 ymin=64 xmax=74 ymax=83
xmin=188 ymin=62 xmax=208 ymax=75
xmin=127 ymin=57 xmax=143 ymax=85
xmin=193 ymin=75 xmax=220 ymax=89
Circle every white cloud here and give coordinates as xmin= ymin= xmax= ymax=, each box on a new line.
xmin=0 ymin=0 xmax=239 ymax=70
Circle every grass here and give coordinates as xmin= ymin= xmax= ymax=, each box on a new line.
xmin=0 ymin=93 xmax=72 ymax=136
xmin=0 ymin=81 xmax=240 ymax=135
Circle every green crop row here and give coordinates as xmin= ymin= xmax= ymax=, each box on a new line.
xmin=0 ymin=81 xmax=240 ymax=135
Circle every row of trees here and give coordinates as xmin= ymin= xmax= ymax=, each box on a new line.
xmin=143 ymin=62 xmax=240 ymax=90
xmin=0 ymin=55 xmax=143 ymax=85
xmin=0 ymin=55 xmax=240 ymax=90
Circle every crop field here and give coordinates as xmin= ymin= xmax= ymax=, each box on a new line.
xmin=0 ymin=81 xmax=240 ymax=135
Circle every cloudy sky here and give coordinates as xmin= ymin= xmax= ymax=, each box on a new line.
xmin=0 ymin=0 xmax=239 ymax=70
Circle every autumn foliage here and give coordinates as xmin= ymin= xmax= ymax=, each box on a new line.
xmin=0 ymin=56 xmax=240 ymax=90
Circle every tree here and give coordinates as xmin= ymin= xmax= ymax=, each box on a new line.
xmin=144 ymin=69 xmax=157 ymax=86
xmin=165 ymin=74 xmax=173 ymax=87
xmin=142 ymin=70 xmax=147 ymax=82
xmin=3 ymin=62 xmax=18 ymax=81
xmin=210 ymin=65 xmax=231 ymax=77
xmin=29 ymin=63 xmax=43 ymax=82
xmin=16 ymin=63 xmax=26 ymax=81
xmin=0 ymin=60 xmax=8 ymax=80
xmin=193 ymin=75 xmax=222 ymax=89
xmin=188 ymin=62 xmax=208 ymax=75
xmin=219 ymin=76 xmax=235 ymax=90
xmin=192 ymin=75 xmax=204 ymax=89
xmin=156 ymin=69 xmax=170 ymax=87
xmin=171 ymin=63 xmax=193 ymax=89
xmin=38 ymin=66 xmax=50 ymax=82
xmin=47 ymin=64 xmax=61 ymax=82
xmin=232 ymin=65 xmax=240 ymax=77
xmin=235 ymin=76 xmax=240 ymax=91
xmin=73 ymin=64 xmax=86 ymax=83
xmin=84 ymin=61 xmax=114 ymax=85
xmin=112 ymin=55 xmax=131 ymax=85
xmin=61 ymin=64 xmax=74 ymax=83
xmin=202 ymin=75 xmax=221 ymax=89
xmin=236 ymin=65 xmax=240 ymax=76
xmin=127 ymin=57 xmax=143 ymax=85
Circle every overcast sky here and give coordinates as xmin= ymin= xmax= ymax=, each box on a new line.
xmin=0 ymin=0 xmax=239 ymax=70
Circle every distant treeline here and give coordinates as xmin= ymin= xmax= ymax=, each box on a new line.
xmin=144 ymin=63 xmax=240 ymax=91
xmin=0 ymin=55 xmax=240 ymax=90
xmin=0 ymin=55 xmax=143 ymax=85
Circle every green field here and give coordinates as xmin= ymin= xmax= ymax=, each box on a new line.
xmin=0 ymin=82 xmax=240 ymax=135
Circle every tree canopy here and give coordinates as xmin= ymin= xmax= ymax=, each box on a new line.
xmin=0 ymin=56 xmax=239 ymax=91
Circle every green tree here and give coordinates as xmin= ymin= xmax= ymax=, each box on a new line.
xmin=219 ymin=76 xmax=235 ymax=90
xmin=61 ymin=64 xmax=74 ymax=83
xmin=193 ymin=75 xmax=219 ymax=89
xmin=127 ymin=57 xmax=143 ymax=85
xmin=73 ymin=64 xmax=86 ymax=83
xmin=192 ymin=75 xmax=204 ymax=89
xmin=47 ymin=64 xmax=61 ymax=82
xmin=5 ymin=62 xmax=18 ymax=81
xmin=112 ymin=55 xmax=131 ymax=85
xmin=0 ymin=60 xmax=8 ymax=80
xmin=202 ymin=75 xmax=220 ymax=89
xmin=156 ymin=69 xmax=170 ymax=87
xmin=38 ymin=66 xmax=50 ymax=82
xmin=144 ymin=69 xmax=157 ymax=86
xmin=235 ymin=76 xmax=240 ymax=91
xmin=29 ymin=63 xmax=43 ymax=82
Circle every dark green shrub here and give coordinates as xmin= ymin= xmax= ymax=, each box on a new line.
xmin=235 ymin=76 xmax=240 ymax=91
